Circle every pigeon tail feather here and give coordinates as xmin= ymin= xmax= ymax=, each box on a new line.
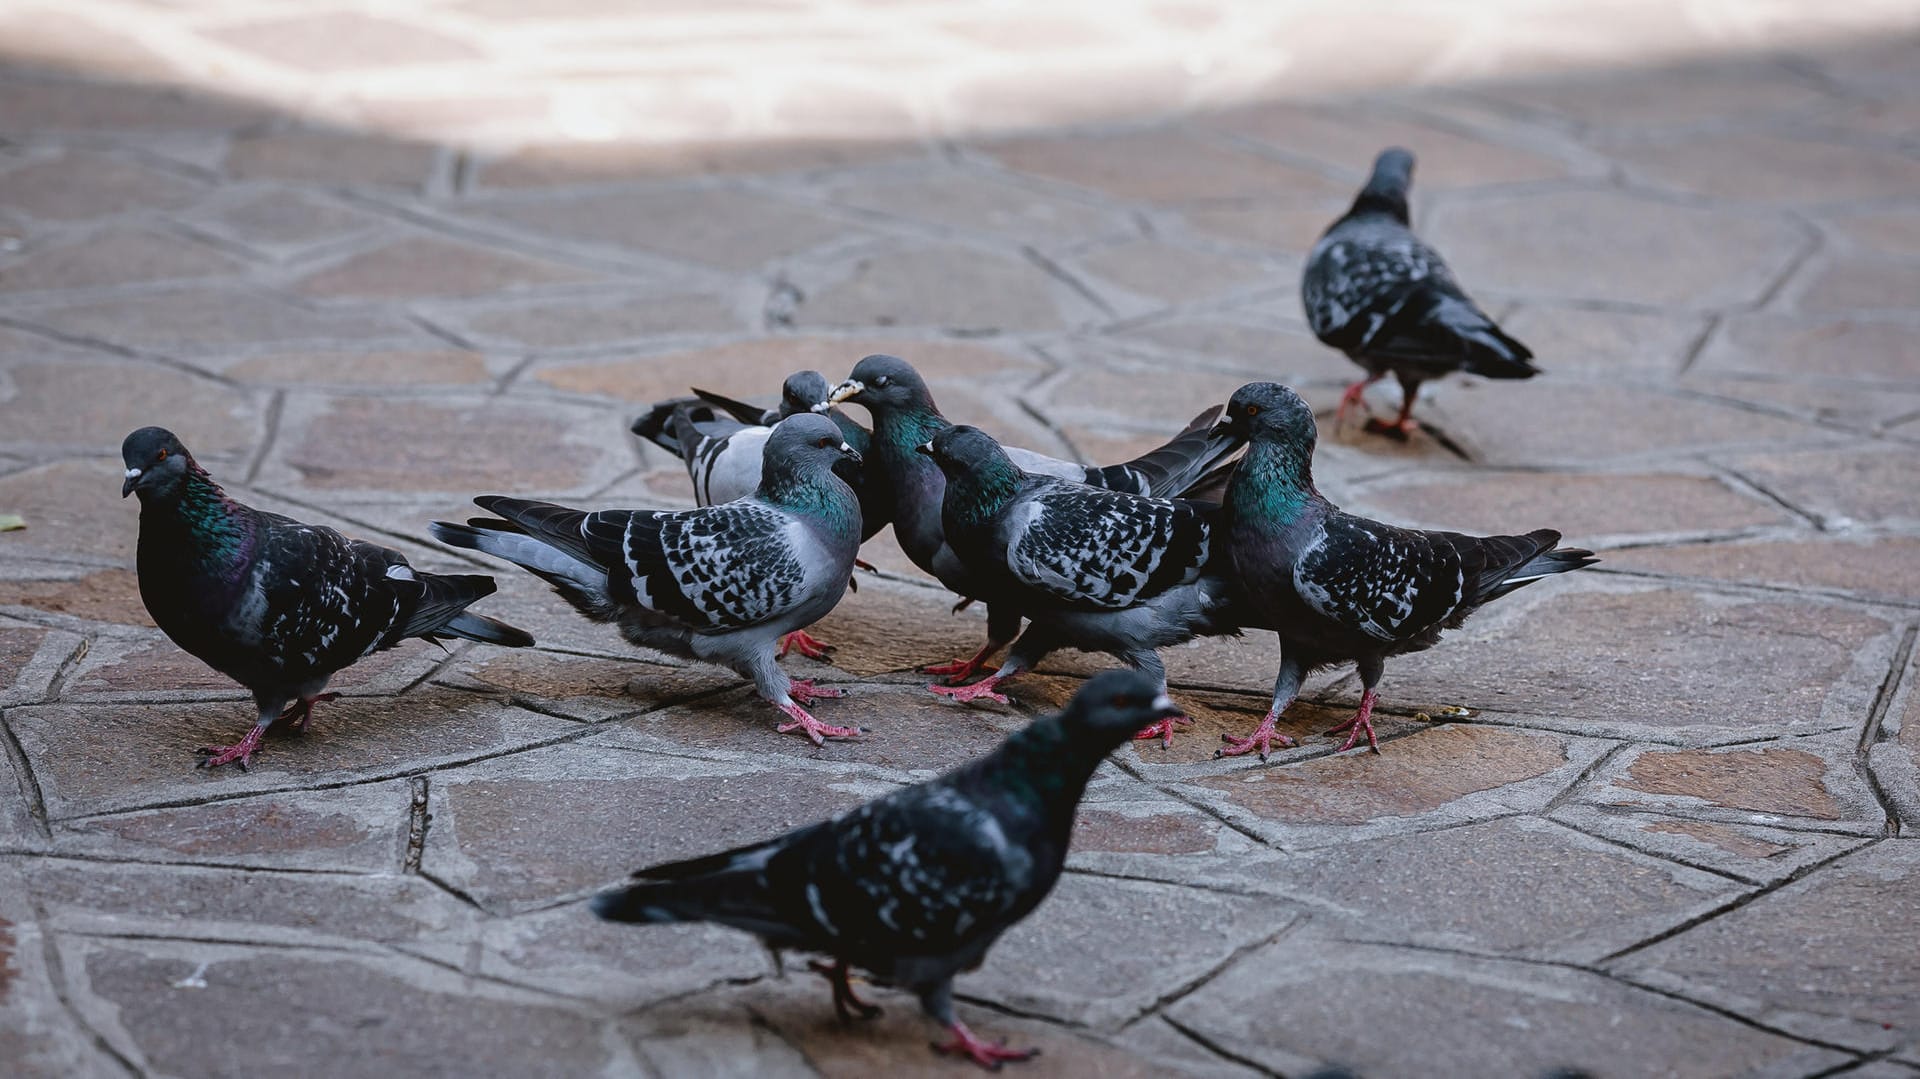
xmin=429 ymin=515 xmax=610 ymax=615
xmin=402 ymin=571 xmax=534 ymax=646
xmin=1470 ymin=529 xmax=1597 ymax=605
xmin=1089 ymin=405 xmax=1244 ymax=499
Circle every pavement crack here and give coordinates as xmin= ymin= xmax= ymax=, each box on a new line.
xmin=242 ymin=388 xmax=284 ymax=487
xmin=1857 ymin=622 xmax=1916 ymax=838
xmin=1 ymin=712 xmax=51 ymax=840
xmin=403 ymin=774 xmax=431 ymax=874
xmin=1159 ymin=1014 xmax=1284 ymax=1078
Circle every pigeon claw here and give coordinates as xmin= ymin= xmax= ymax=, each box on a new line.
xmin=923 ymin=644 xmax=998 ymax=685
xmin=1132 ymin=714 xmax=1193 ymax=749
xmin=1324 ymin=689 xmax=1382 ymax=754
xmin=929 ymin=677 xmax=1009 ymax=707
xmin=195 ymin=726 xmax=267 ymax=771
xmin=775 ymin=703 xmax=862 ymax=745
xmin=278 ymin=691 xmax=340 ymax=734
xmin=1215 ymin=712 xmax=1297 ymax=762
xmin=931 ymin=1022 xmax=1039 ymax=1071
xmin=778 ymin=630 xmax=835 ymax=661
xmin=788 ymin=679 xmax=846 ymax=706
xmin=809 ymin=960 xmax=882 ymax=1023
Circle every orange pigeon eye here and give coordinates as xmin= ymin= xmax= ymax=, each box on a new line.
xmin=156 ymin=448 xmax=169 ymax=461
xmin=1245 ymin=405 xmax=1261 ymax=417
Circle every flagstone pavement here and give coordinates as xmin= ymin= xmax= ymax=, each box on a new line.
xmin=2 ymin=2 xmax=1920 ymax=1077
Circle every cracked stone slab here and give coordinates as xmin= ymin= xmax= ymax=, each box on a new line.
xmin=24 ymin=856 xmax=476 ymax=949
xmin=628 ymin=977 xmax=1184 ymax=1078
xmin=1607 ymin=534 xmax=1920 ymax=607
xmin=6 ymin=283 xmax=427 ymax=353
xmin=60 ymin=628 xmax=450 ymax=704
xmin=0 ymin=624 xmax=80 ymax=707
xmin=1257 ymin=816 xmax=1746 ymax=963
xmin=787 ymin=243 xmax=1101 ymax=332
xmin=1374 ymin=584 xmax=1898 ymax=745
xmin=1726 ymin=444 xmax=1920 ymax=530
xmin=1576 ymin=734 xmax=1890 ymax=834
xmin=0 ymin=356 xmax=262 ymax=458
xmin=1693 ymin=314 xmax=1920 ymax=385
xmin=10 ymin=689 xmax=578 ymax=819
xmin=455 ymin=902 xmax=771 ymax=1011
xmin=961 ymin=872 xmax=1300 ymax=1030
xmin=1346 ymin=469 xmax=1791 ymax=548
xmin=1612 ymin=839 xmax=1920 ymax=1053
xmin=820 ymin=165 xmax=1133 ymax=249
xmin=435 ymin=646 xmax=736 ymax=722
xmin=1178 ymin=724 xmax=1610 ymax=847
xmin=423 ymin=741 xmax=887 ymax=911
xmin=1551 ymin=805 xmax=1873 ymax=886
xmin=57 ymin=936 xmax=621 ymax=1078
xmin=1871 ymin=647 xmax=1920 ymax=830
xmin=49 ymin=780 xmax=413 ymax=873
xmin=1167 ymin=936 xmax=1848 ymax=1077
xmin=0 ymin=861 xmax=122 ymax=1078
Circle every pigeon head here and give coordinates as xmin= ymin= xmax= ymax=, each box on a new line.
xmin=1353 ymin=146 xmax=1415 ymax=222
xmin=1055 ymin=669 xmax=1182 ymax=750
xmin=120 ymin=426 xmax=195 ymax=500
xmin=760 ymin=413 xmax=862 ymax=506
xmin=918 ymin=425 xmax=1010 ymax=476
xmin=827 ymin=354 xmax=934 ymax=416
xmin=1214 ymin=383 xmax=1317 ymax=450
xmin=778 ymin=370 xmax=832 ymax=419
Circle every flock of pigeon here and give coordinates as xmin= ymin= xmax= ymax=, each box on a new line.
xmin=118 ymin=149 xmax=1596 ymax=1067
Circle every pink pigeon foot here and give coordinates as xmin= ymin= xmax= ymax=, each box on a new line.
xmin=929 ymin=675 xmax=1010 ymax=706
xmin=1335 ymin=375 xmax=1381 ymax=428
xmin=279 ymin=691 xmax=340 ymax=734
xmin=924 ymin=643 xmax=998 ymax=684
xmin=1132 ymin=714 xmax=1193 ymax=748
xmin=809 ymin=959 xmax=882 ymax=1022
xmin=932 ymin=1021 xmax=1039 ymax=1070
xmin=1215 ymin=709 xmax=1299 ymax=762
xmin=788 ymin=679 xmax=845 ymax=706
xmin=779 ymin=630 xmax=834 ymax=661
xmin=196 ymin=723 xmax=267 ymax=771
xmin=775 ymin=703 xmax=863 ymax=745
xmin=1325 ymin=689 xmax=1381 ymax=753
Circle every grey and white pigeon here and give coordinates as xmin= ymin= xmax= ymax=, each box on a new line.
xmin=431 ymin=413 xmax=865 ymax=744
xmin=1210 ymin=383 xmax=1596 ymax=758
xmin=918 ymin=425 xmax=1238 ymax=747
xmin=826 ymin=354 xmax=1242 ymax=685
xmin=120 ymin=426 xmax=533 ymax=770
xmin=590 ymin=668 xmax=1181 ymax=1069
xmin=1303 ymin=147 xmax=1537 ymax=439
xmin=632 ymin=372 xmax=884 ymax=661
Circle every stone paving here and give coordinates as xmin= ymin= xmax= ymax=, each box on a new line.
xmin=3 ymin=2 xmax=1920 ymax=1077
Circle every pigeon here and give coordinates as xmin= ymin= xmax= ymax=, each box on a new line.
xmin=917 ymin=425 xmax=1240 ymax=746
xmin=1303 ymin=147 xmax=1537 ymax=439
xmin=632 ymin=372 xmax=884 ymax=661
xmin=120 ymin=426 xmax=534 ymax=770
xmin=590 ymin=668 xmax=1182 ymax=1069
xmin=826 ymin=353 xmax=1242 ymax=686
xmin=431 ymin=413 xmax=865 ymax=745
xmin=1209 ymin=383 xmax=1596 ymax=758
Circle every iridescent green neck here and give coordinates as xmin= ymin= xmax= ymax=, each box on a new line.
xmin=943 ymin=453 xmax=1021 ymax=529
xmin=156 ymin=468 xmax=252 ymax=571
xmin=873 ymin=406 xmax=949 ymax=459
xmin=1229 ymin=437 xmax=1315 ymax=523
xmin=762 ymin=469 xmax=860 ymax=536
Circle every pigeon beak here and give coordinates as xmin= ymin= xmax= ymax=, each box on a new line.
xmin=1150 ymin=693 xmax=1180 ymax=718
xmin=839 ymin=442 xmax=862 ymax=464
xmin=913 ymin=440 xmax=934 ymax=457
xmin=826 ymin=379 xmax=863 ymax=406
xmin=121 ymin=467 xmax=142 ymax=498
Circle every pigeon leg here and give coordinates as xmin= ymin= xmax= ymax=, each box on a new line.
xmin=1132 ymin=714 xmax=1193 ymax=747
xmin=1324 ymin=688 xmax=1382 ymax=753
xmin=1217 ymin=653 xmax=1304 ymax=762
xmin=932 ymin=1022 xmax=1040 ymax=1070
xmin=788 ymin=679 xmax=845 ymax=705
xmin=197 ymin=700 xmax=281 ymax=771
xmin=280 ymin=691 xmax=341 ymax=734
xmin=808 ymin=959 xmax=882 ymax=1022
xmin=1336 ymin=372 xmax=1383 ymax=427
xmin=923 ymin=642 xmax=1000 ymax=684
xmin=778 ymin=630 xmax=834 ymax=661
xmin=774 ymin=702 xmax=863 ymax=744
xmin=1363 ymin=382 xmax=1420 ymax=440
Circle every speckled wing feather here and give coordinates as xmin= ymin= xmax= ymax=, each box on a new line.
xmin=1291 ymin=513 xmax=1468 ymax=644
xmin=241 ymin=518 xmax=417 ymax=673
xmin=1003 ymin=485 xmax=1208 ymax=610
xmin=581 ymin=501 xmax=808 ymax=630
xmin=1302 ymin=221 xmax=1451 ymax=353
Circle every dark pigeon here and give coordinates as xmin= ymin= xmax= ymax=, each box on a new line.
xmin=1210 ymin=384 xmax=1596 ymax=758
xmin=1303 ymin=147 xmax=1537 ymax=439
xmin=121 ymin=426 xmax=533 ymax=770
xmin=826 ymin=353 xmax=1243 ymax=685
xmin=432 ymin=414 xmax=866 ymax=745
xmin=917 ymin=425 xmax=1239 ymax=746
xmin=590 ymin=668 xmax=1181 ymax=1069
